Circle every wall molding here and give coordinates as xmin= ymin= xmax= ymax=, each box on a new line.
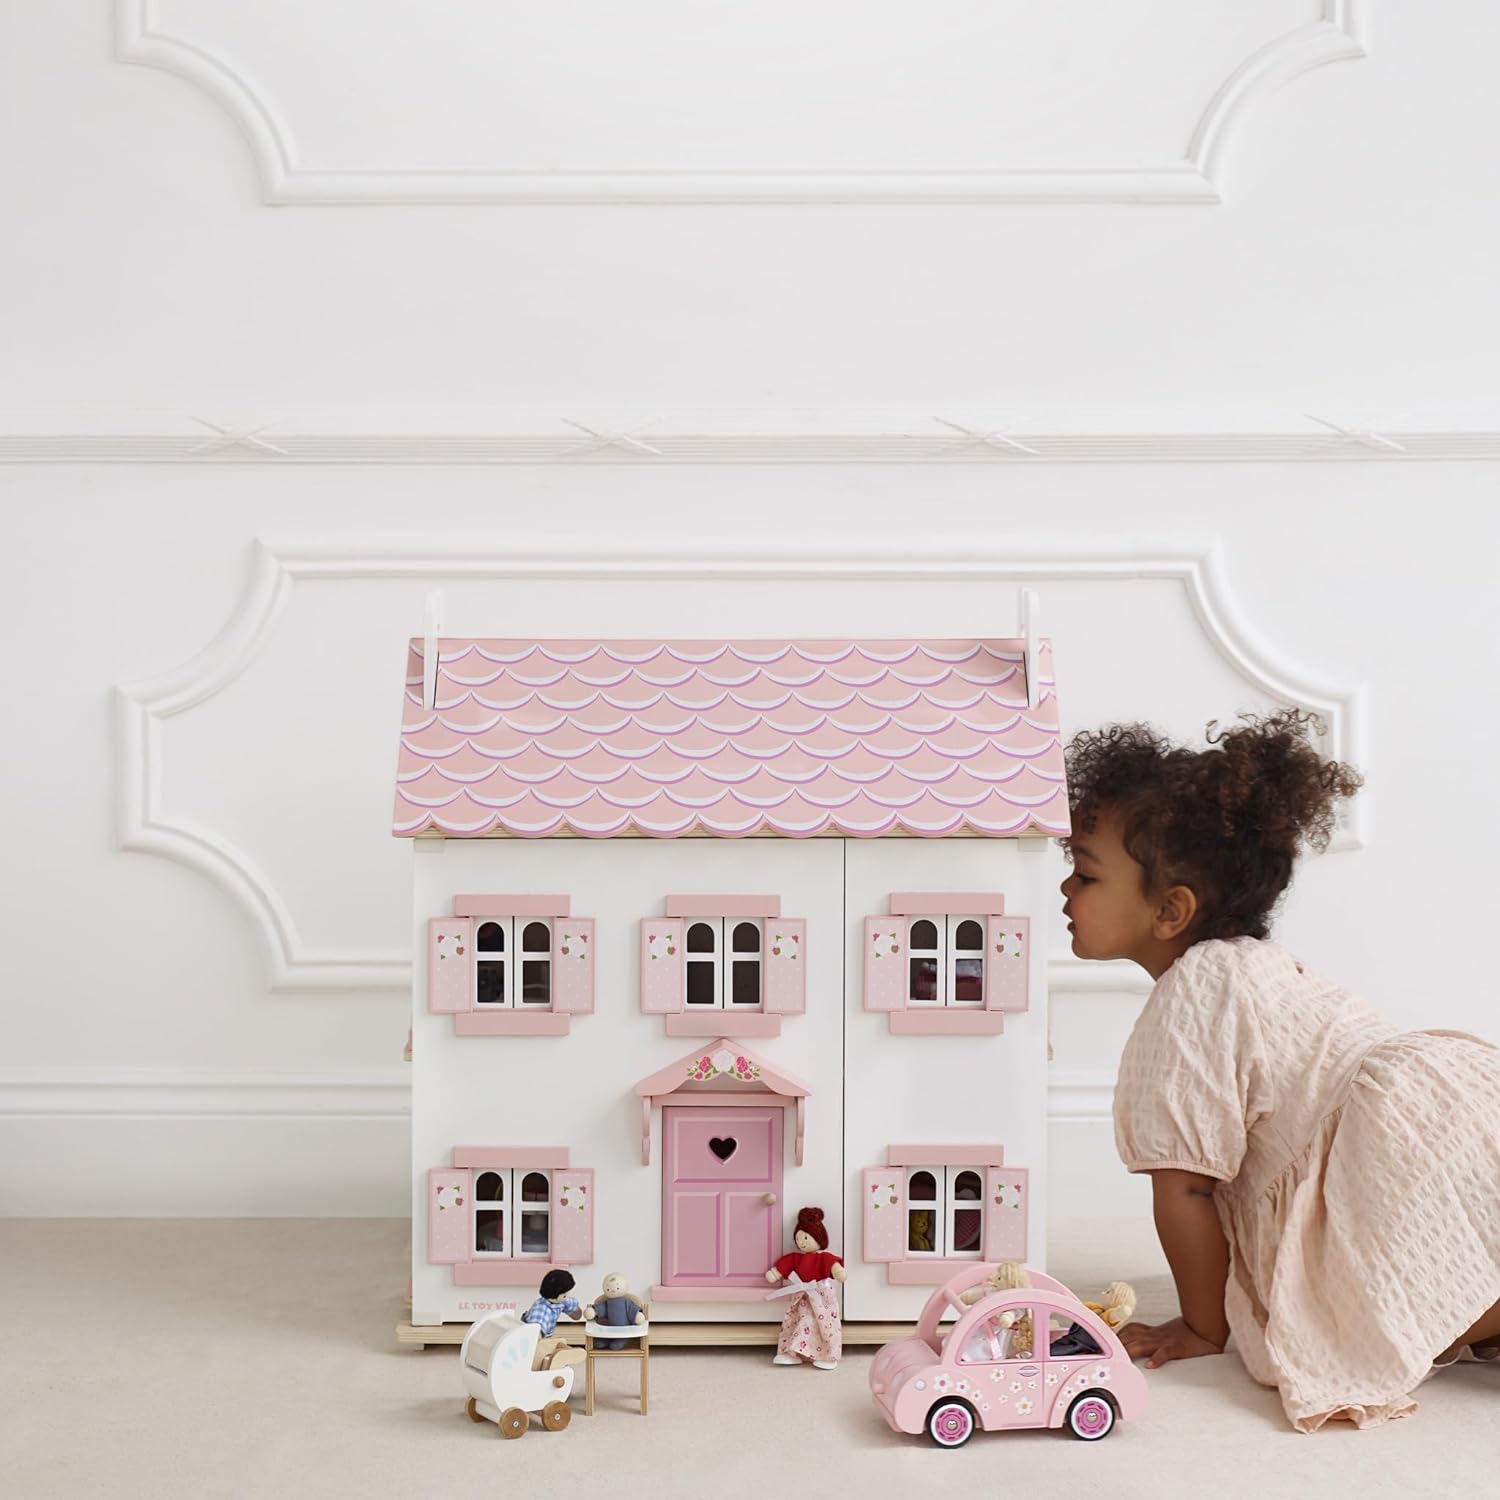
xmin=115 ymin=538 xmax=1368 ymax=992
xmin=0 ymin=1065 xmax=1109 ymax=1123
xmin=11 ymin=406 xmax=1500 ymax=464
xmin=115 ymin=1 xmax=1368 ymax=205
xmin=0 ymin=1068 xmax=411 ymax=1119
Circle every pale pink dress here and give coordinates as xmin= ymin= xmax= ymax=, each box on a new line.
xmin=1114 ymin=936 xmax=1500 ymax=1431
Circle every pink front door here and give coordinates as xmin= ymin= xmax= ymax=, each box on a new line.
xmin=661 ymin=1105 xmax=782 ymax=1287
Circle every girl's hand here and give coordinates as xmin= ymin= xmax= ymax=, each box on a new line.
xmin=1118 ymin=1316 xmax=1225 ymax=1368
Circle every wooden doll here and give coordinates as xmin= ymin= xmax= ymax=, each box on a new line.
xmin=765 ymin=1206 xmax=847 ymax=1370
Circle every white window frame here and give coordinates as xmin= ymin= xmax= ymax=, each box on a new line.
xmin=473 ymin=917 xmax=554 ymax=1009
xmin=905 ymin=1166 xmax=942 ymax=1257
xmin=471 ymin=1166 xmax=552 ymax=1259
xmin=683 ymin=917 xmax=763 ymax=1010
xmin=905 ymin=1164 xmax=985 ymax=1259
xmin=905 ymin=915 xmax=985 ymax=1008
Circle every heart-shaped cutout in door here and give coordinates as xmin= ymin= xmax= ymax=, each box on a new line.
xmin=708 ymin=1136 xmax=738 ymax=1162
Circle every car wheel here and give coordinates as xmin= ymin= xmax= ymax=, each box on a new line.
xmin=1066 ymin=1391 xmax=1116 ymax=1441
xmin=926 ymin=1398 xmax=977 ymax=1449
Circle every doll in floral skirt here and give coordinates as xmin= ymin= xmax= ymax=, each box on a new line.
xmin=765 ymin=1206 xmax=847 ymax=1369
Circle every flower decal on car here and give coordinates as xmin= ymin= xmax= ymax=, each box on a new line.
xmin=1015 ymin=1398 xmax=1034 ymax=1416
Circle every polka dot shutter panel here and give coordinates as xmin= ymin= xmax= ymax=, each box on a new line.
xmin=552 ymin=917 xmax=595 ymax=1014
xmin=984 ymin=915 xmax=1030 ymax=1012
xmin=641 ymin=917 xmax=685 ymax=1014
xmin=763 ymin=917 xmax=806 ymax=1014
xmin=428 ymin=1168 xmax=473 ymax=1264
xmin=550 ymin=1169 xmax=594 ymax=1265
xmin=863 ymin=1166 xmax=906 ymax=1262
xmin=428 ymin=918 xmax=475 ymax=1013
xmin=983 ymin=1166 xmax=1029 ymax=1261
xmin=863 ymin=916 xmax=909 ymax=1011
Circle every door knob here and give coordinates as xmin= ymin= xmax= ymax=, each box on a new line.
xmin=762 ymin=1193 xmax=777 ymax=1205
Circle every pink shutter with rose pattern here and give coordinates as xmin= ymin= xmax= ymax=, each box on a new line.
xmin=428 ymin=1168 xmax=472 ymax=1264
xmin=640 ymin=918 xmax=684 ymax=1013
xmin=863 ymin=1166 xmax=907 ymax=1262
xmin=552 ymin=917 xmax=595 ymax=1014
xmin=763 ymin=917 xmax=806 ymax=1014
xmin=428 ymin=918 xmax=474 ymax=1013
xmin=983 ymin=1166 xmax=1029 ymax=1261
xmin=984 ymin=914 xmax=1030 ymax=1012
xmin=863 ymin=916 xmax=908 ymax=1011
xmin=550 ymin=1168 xmax=594 ymax=1264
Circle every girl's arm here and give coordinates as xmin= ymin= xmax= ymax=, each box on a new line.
xmin=1151 ymin=1168 xmax=1230 ymax=1346
xmin=1118 ymin=1168 xmax=1230 ymax=1367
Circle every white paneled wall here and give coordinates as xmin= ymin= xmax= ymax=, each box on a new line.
xmin=2 ymin=3 xmax=1497 ymax=1215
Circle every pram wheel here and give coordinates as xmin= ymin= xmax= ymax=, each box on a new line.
xmin=465 ymin=1397 xmax=483 ymax=1423
xmin=541 ymin=1400 xmax=572 ymax=1432
xmin=499 ymin=1406 xmax=529 ymax=1439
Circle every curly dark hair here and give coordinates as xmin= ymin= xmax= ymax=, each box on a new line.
xmin=1063 ymin=708 xmax=1363 ymax=942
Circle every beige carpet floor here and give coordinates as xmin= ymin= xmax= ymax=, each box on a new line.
xmin=0 ymin=1217 xmax=1493 ymax=1499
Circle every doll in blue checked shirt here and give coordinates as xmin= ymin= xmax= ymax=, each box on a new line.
xmin=521 ymin=1269 xmax=585 ymax=1371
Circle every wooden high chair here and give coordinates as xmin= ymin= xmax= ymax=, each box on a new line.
xmin=582 ymin=1304 xmax=650 ymax=1416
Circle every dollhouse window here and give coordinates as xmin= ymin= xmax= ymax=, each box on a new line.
xmin=476 ymin=922 xmax=508 ymax=1007
xmin=684 ymin=918 xmax=762 ymax=1009
xmin=685 ymin=921 xmax=718 ymax=1006
xmin=950 ymin=1169 xmax=984 ymax=1255
xmin=906 ymin=1169 xmax=939 ymax=1254
xmin=905 ymin=1165 xmax=983 ymax=1258
xmin=474 ymin=1170 xmax=506 ymax=1254
xmin=520 ymin=921 xmax=552 ymax=1006
xmin=906 ymin=916 xmax=984 ymax=1007
xmin=907 ymin=920 xmax=939 ymax=1003
xmin=472 ymin=918 xmax=554 ymax=1008
xmin=519 ymin=1169 xmax=551 ymax=1255
xmin=472 ymin=1167 xmax=551 ymax=1258
xmin=729 ymin=921 xmax=762 ymax=1006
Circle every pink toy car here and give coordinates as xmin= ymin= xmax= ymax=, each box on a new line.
xmin=870 ymin=1264 xmax=1148 ymax=1447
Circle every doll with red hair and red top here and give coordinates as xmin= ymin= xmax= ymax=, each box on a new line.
xmin=765 ymin=1206 xmax=847 ymax=1369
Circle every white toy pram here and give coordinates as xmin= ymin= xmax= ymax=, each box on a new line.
xmin=460 ymin=1312 xmax=575 ymax=1438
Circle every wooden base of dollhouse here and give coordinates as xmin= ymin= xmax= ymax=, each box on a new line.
xmin=396 ymin=1320 xmax=910 ymax=1349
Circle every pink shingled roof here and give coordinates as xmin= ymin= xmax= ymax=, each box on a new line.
xmin=392 ymin=639 xmax=1069 ymax=839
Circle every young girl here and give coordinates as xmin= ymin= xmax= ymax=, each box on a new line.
xmin=1059 ymin=709 xmax=1500 ymax=1432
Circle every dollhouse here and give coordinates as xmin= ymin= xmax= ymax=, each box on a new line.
xmin=396 ymin=618 xmax=1068 ymax=1336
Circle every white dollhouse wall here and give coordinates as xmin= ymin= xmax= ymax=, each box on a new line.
xmin=842 ymin=837 xmax=1048 ymax=1322
xmin=412 ymin=835 xmax=847 ymax=1328
xmin=411 ymin=833 xmax=1048 ymax=1327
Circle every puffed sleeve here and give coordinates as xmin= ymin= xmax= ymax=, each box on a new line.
xmin=1112 ymin=942 xmax=1268 ymax=1182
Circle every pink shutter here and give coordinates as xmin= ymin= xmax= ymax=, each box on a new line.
xmin=862 ymin=1166 xmax=906 ymax=1262
xmin=552 ymin=917 xmax=595 ymax=1014
xmin=984 ymin=914 xmax=1030 ymax=1012
xmin=863 ymin=916 xmax=908 ymax=1011
xmin=551 ymin=1168 xmax=594 ymax=1265
xmin=763 ymin=917 xmax=806 ymax=1014
xmin=983 ymin=1166 xmax=1029 ymax=1261
xmin=640 ymin=917 xmax=684 ymax=1013
xmin=428 ymin=918 xmax=474 ymax=1013
xmin=428 ymin=1167 xmax=473 ymax=1264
